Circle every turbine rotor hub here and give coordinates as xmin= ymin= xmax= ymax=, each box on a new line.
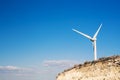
xmin=90 ymin=38 xmax=96 ymax=42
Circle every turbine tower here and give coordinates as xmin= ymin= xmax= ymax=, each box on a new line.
xmin=72 ymin=24 xmax=102 ymax=60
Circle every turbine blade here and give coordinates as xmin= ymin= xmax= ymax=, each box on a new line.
xmin=72 ymin=29 xmax=92 ymax=40
xmin=93 ymin=24 xmax=102 ymax=38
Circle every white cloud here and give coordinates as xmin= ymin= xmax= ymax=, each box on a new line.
xmin=0 ymin=66 xmax=23 ymax=73
xmin=0 ymin=66 xmax=19 ymax=71
xmin=43 ymin=60 xmax=79 ymax=68
xmin=0 ymin=66 xmax=36 ymax=76
xmin=0 ymin=60 xmax=80 ymax=80
xmin=0 ymin=66 xmax=43 ymax=80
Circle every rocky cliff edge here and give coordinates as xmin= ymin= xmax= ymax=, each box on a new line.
xmin=56 ymin=55 xmax=120 ymax=80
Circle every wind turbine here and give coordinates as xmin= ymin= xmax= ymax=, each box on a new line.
xmin=72 ymin=24 xmax=102 ymax=60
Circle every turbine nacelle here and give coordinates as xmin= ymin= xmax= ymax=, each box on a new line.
xmin=90 ymin=38 xmax=96 ymax=42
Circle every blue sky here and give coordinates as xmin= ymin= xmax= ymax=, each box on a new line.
xmin=0 ymin=0 xmax=120 ymax=80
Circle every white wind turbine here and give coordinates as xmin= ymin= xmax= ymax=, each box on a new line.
xmin=72 ymin=24 xmax=102 ymax=60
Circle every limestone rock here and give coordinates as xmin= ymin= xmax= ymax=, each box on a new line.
xmin=56 ymin=55 xmax=120 ymax=80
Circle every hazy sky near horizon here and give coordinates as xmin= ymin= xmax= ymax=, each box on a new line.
xmin=0 ymin=0 xmax=120 ymax=80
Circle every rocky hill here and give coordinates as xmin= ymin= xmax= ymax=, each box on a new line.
xmin=56 ymin=55 xmax=120 ymax=80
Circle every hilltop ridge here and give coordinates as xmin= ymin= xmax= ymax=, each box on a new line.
xmin=56 ymin=55 xmax=120 ymax=80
